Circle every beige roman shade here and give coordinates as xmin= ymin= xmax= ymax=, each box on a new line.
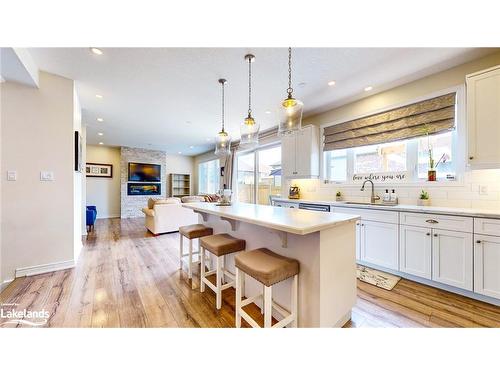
xmin=323 ymin=93 xmax=456 ymax=151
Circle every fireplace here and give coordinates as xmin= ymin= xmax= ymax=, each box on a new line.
xmin=127 ymin=183 xmax=161 ymax=196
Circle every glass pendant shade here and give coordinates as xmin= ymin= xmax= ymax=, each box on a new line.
xmin=214 ymin=130 xmax=231 ymax=156
xmin=278 ymin=96 xmax=303 ymax=136
xmin=239 ymin=116 xmax=260 ymax=148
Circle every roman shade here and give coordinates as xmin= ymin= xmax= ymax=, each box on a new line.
xmin=323 ymin=93 xmax=456 ymax=151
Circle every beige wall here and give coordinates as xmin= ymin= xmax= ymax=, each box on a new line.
xmin=165 ymin=153 xmax=195 ymax=195
xmin=1 ymin=71 xmax=77 ymax=281
xmin=86 ymin=145 xmax=121 ymax=218
xmin=288 ymin=51 xmax=500 ymax=209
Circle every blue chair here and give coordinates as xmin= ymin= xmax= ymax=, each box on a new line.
xmin=86 ymin=206 xmax=97 ymax=232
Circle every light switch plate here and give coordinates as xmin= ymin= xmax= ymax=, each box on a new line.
xmin=7 ymin=171 xmax=17 ymax=181
xmin=479 ymin=185 xmax=488 ymax=195
xmin=40 ymin=171 xmax=55 ymax=181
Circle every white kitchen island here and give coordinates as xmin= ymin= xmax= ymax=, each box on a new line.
xmin=183 ymin=202 xmax=360 ymax=328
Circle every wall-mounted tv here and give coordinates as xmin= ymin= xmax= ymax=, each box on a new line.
xmin=128 ymin=162 xmax=161 ymax=182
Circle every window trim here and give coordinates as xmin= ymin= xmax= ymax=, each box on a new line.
xmin=320 ymin=85 xmax=466 ymax=187
xmin=197 ymin=158 xmax=220 ymax=195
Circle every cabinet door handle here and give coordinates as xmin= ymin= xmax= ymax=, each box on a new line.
xmin=356 ymin=223 xmax=360 ymax=226
xmin=426 ymin=233 xmax=431 ymax=236
xmin=426 ymin=219 xmax=439 ymax=224
xmin=434 ymin=233 xmax=438 ymax=237
xmin=476 ymin=240 xmax=482 ymax=244
xmin=469 ymin=156 xmax=474 ymax=160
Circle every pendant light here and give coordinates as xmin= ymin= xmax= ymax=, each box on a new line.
xmin=214 ymin=78 xmax=231 ymax=157
xmin=239 ymin=54 xmax=260 ymax=148
xmin=278 ymin=47 xmax=303 ymax=136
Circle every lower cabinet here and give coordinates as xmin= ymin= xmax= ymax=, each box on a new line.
xmin=432 ymin=229 xmax=473 ymax=291
xmin=474 ymin=234 xmax=500 ymax=299
xmin=399 ymin=225 xmax=432 ymax=279
xmin=359 ymin=220 xmax=399 ymax=271
xmin=355 ymin=221 xmax=361 ymax=261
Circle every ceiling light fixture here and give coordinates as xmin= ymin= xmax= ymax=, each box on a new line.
xmin=239 ymin=54 xmax=259 ymax=149
xmin=214 ymin=78 xmax=231 ymax=157
xmin=90 ymin=47 xmax=103 ymax=55
xmin=178 ymin=151 xmax=182 ymax=154
xmin=97 ymin=117 xmax=104 ymax=122
xmin=189 ymin=146 xmax=194 ymax=149
xmin=364 ymin=86 xmax=373 ymax=92
xmin=98 ymin=132 xmax=103 ymax=136
xmin=95 ymin=94 xmax=103 ymax=99
xmin=278 ymin=47 xmax=303 ymax=136
xmin=265 ymin=110 xmax=271 ymax=114
xmin=99 ymin=142 xmax=104 ymax=145
xmin=328 ymin=81 xmax=336 ymax=86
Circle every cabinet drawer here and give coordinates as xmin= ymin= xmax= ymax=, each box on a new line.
xmin=400 ymin=212 xmax=472 ymax=233
xmin=474 ymin=218 xmax=500 ymax=237
xmin=334 ymin=207 xmax=398 ymax=224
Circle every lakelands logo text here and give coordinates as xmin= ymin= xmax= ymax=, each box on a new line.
xmin=0 ymin=303 xmax=50 ymax=327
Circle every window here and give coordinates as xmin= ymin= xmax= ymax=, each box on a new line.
xmin=324 ymin=130 xmax=456 ymax=183
xmin=198 ymin=159 xmax=220 ymax=194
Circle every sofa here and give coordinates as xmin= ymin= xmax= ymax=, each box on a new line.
xmin=141 ymin=197 xmax=203 ymax=235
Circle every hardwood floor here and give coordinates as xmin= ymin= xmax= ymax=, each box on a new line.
xmin=1 ymin=217 xmax=500 ymax=328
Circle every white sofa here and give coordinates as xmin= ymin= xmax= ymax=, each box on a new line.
xmin=141 ymin=197 xmax=201 ymax=235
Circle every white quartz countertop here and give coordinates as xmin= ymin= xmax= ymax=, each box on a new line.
xmin=182 ymin=202 xmax=360 ymax=235
xmin=272 ymin=197 xmax=500 ymax=219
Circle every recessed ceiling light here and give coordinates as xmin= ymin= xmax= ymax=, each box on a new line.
xmin=95 ymin=94 xmax=103 ymax=99
xmin=328 ymin=81 xmax=336 ymax=86
xmin=206 ymin=138 xmax=211 ymax=141
xmin=99 ymin=142 xmax=104 ymax=145
xmin=97 ymin=117 xmax=104 ymax=122
xmin=364 ymin=86 xmax=373 ymax=92
xmin=178 ymin=151 xmax=182 ymax=154
xmin=90 ymin=47 xmax=103 ymax=55
xmin=189 ymin=146 xmax=194 ymax=149
xmin=265 ymin=110 xmax=271 ymax=114
xmin=98 ymin=132 xmax=103 ymax=136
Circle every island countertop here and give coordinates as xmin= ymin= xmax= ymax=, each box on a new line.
xmin=182 ymin=202 xmax=359 ymax=235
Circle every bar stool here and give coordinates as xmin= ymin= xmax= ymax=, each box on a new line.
xmin=235 ymin=248 xmax=299 ymax=328
xmin=199 ymin=233 xmax=246 ymax=309
xmin=179 ymin=224 xmax=213 ymax=279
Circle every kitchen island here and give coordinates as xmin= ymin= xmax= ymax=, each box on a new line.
xmin=182 ymin=202 xmax=360 ymax=327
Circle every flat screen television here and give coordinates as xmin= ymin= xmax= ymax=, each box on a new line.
xmin=128 ymin=162 xmax=161 ymax=182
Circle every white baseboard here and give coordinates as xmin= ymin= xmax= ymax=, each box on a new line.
xmin=96 ymin=214 xmax=120 ymax=219
xmin=15 ymin=259 xmax=75 ymax=278
xmin=0 ymin=279 xmax=14 ymax=293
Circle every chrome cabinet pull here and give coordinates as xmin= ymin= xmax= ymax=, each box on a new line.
xmin=434 ymin=233 xmax=438 ymax=237
xmin=426 ymin=233 xmax=431 ymax=236
xmin=476 ymin=240 xmax=482 ymax=244
xmin=426 ymin=219 xmax=439 ymax=224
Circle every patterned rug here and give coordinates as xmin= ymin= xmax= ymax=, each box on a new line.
xmin=356 ymin=265 xmax=401 ymax=290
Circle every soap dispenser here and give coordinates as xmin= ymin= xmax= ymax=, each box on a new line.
xmin=383 ymin=189 xmax=390 ymax=202
xmin=390 ymin=189 xmax=398 ymax=203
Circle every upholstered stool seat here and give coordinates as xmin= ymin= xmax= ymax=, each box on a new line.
xmin=199 ymin=233 xmax=246 ymax=309
xmin=235 ymin=248 xmax=299 ymax=287
xmin=235 ymin=248 xmax=299 ymax=328
xmin=179 ymin=224 xmax=213 ymax=239
xmin=178 ymin=224 xmax=213 ymax=280
xmin=200 ymin=233 xmax=246 ymax=257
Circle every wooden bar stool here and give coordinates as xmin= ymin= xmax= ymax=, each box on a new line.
xmin=235 ymin=248 xmax=299 ymax=328
xmin=199 ymin=233 xmax=246 ymax=309
xmin=179 ymin=224 xmax=213 ymax=279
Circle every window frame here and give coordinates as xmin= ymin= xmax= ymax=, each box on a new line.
xmin=320 ymin=85 xmax=466 ymax=187
xmin=197 ymin=158 xmax=220 ymax=195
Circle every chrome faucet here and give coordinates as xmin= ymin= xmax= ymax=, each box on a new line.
xmin=360 ymin=179 xmax=380 ymax=204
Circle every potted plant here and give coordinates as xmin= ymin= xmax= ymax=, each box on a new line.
xmin=335 ymin=190 xmax=343 ymax=201
xmin=418 ymin=190 xmax=430 ymax=206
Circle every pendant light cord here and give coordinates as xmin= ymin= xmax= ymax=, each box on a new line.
xmin=221 ymin=80 xmax=225 ymax=132
xmin=287 ymin=47 xmax=293 ymax=98
xmin=248 ymin=56 xmax=252 ymax=117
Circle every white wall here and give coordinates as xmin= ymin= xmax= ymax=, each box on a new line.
xmin=287 ymin=51 xmax=500 ymax=209
xmin=86 ymin=145 xmax=121 ymax=219
xmin=73 ymin=87 xmax=84 ymax=260
xmin=1 ymin=71 xmax=78 ymax=281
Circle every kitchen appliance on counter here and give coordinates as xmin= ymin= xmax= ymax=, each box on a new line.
xmin=289 ymin=185 xmax=300 ymax=199
xmin=298 ymin=203 xmax=331 ymax=212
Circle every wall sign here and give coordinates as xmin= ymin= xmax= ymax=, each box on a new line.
xmin=352 ymin=172 xmax=408 ymax=183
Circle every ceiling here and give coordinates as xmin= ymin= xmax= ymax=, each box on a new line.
xmin=28 ymin=48 xmax=496 ymax=156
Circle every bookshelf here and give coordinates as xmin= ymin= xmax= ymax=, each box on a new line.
xmin=169 ymin=173 xmax=191 ymax=198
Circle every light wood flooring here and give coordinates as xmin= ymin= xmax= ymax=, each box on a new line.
xmin=1 ymin=217 xmax=500 ymax=328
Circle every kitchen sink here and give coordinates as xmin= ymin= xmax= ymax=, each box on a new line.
xmin=344 ymin=201 xmax=399 ymax=207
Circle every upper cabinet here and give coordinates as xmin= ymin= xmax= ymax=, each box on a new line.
xmin=281 ymin=125 xmax=320 ymax=179
xmin=466 ymin=65 xmax=500 ymax=169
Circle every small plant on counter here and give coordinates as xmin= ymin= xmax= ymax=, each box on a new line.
xmin=418 ymin=190 xmax=430 ymax=206
xmin=335 ymin=190 xmax=343 ymax=201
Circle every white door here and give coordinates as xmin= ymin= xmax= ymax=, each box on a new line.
xmin=432 ymin=229 xmax=473 ymax=291
xmin=399 ymin=225 xmax=432 ymax=279
xmin=474 ymin=234 xmax=500 ymax=299
xmin=360 ymin=220 xmax=399 ymax=271
xmin=281 ymin=133 xmax=296 ymax=178
xmin=467 ymin=66 xmax=500 ymax=168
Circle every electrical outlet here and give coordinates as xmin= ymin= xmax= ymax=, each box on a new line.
xmin=479 ymin=185 xmax=488 ymax=195
xmin=40 ymin=171 xmax=55 ymax=181
xmin=7 ymin=171 xmax=17 ymax=181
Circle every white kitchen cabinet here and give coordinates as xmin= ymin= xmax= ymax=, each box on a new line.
xmin=359 ymin=220 xmax=399 ymax=271
xmin=355 ymin=221 xmax=361 ymax=260
xmin=432 ymin=229 xmax=473 ymax=291
xmin=466 ymin=65 xmax=500 ymax=169
xmin=474 ymin=234 xmax=500 ymax=299
xmin=399 ymin=225 xmax=432 ymax=279
xmin=281 ymin=125 xmax=319 ymax=179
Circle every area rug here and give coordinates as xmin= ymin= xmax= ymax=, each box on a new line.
xmin=356 ymin=265 xmax=401 ymax=290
